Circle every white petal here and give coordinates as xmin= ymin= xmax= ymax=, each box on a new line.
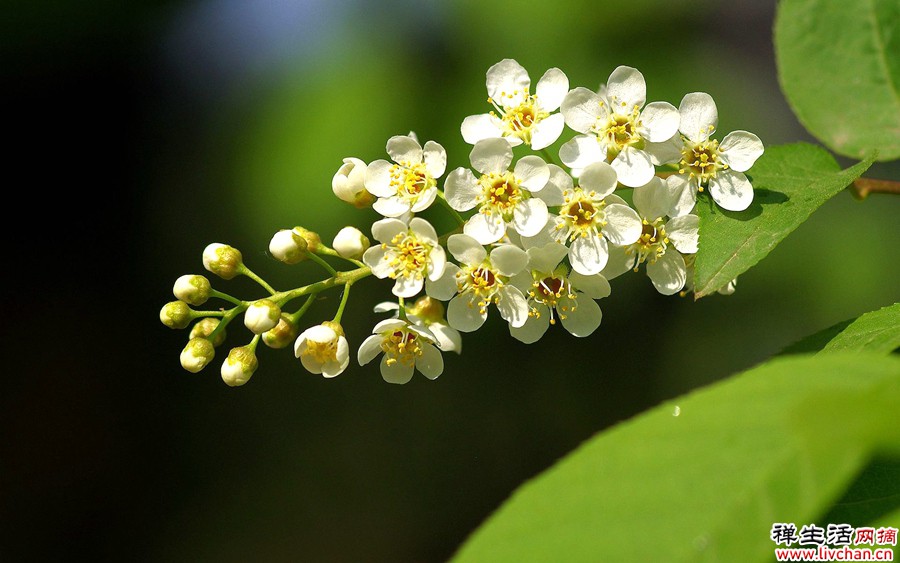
xmin=416 ymin=343 xmax=444 ymax=380
xmin=647 ymin=251 xmax=687 ymax=295
xmin=606 ymin=66 xmax=646 ymax=111
xmin=380 ymin=356 xmax=414 ymax=384
xmin=559 ymin=134 xmax=605 ymax=171
xmin=600 ymin=243 xmax=636 ymax=280
xmin=570 ymin=234 xmax=609 ymax=275
xmin=512 ymin=198 xmax=549 ymax=238
xmin=579 ymin=161 xmax=618 ymax=199
xmin=610 ymin=146 xmax=654 ymax=188
xmin=486 ymin=59 xmax=530 ymax=106
xmin=362 ymin=246 xmax=392 ymax=278
xmin=447 ymin=234 xmax=486 ymax=265
xmin=679 ymin=92 xmax=717 ymax=143
xmin=632 ymin=176 xmax=671 ymax=220
xmin=490 ymin=244 xmax=528 ymax=276
xmin=604 ymin=193 xmax=628 ymax=206
xmin=535 ymin=67 xmax=569 ymax=111
xmin=322 ymin=337 xmax=350 ymax=378
xmin=560 ymin=87 xmax=603 ymax=133
xmin=640 ymin=101 xmax=680 ymax=143
xmin=530 ymin=113 xmax=565 ymax=150
xmin=719 ymin=130 xmax=764 ymax=172
xmin=509 ymin=307 xmax=550 ymax=344
xmin=470 ymin=137 xmax=513 ymax=175
xmin=426 ymin=244 xmax=446 ymax=281
xmin=521 ymin=220 xmax=559 ymax=249
xmin=526 ymin=242 xmax=568 ymax=274
xmin=357 ymin=334 xmax=384 ymax=366
xmin=569 ymin=272 xmax=611 ymax=299
xmin=300 ymin=353 xmax=323 ymax=374
xmin=410 ymin=187 xmax=437 ymax=213
xmin=666 ymin=174 xmax=698 ymax=217
xmin=461 ymin=113 xmax=504 ymax=145
xmin=373 ymin=318 xmax=407 ymax=333
xmin=447 ymin=294 xmax=487 ymax=332
xmin=409 ymin=217 xmax=438 ymax=244
xmin=423 ymin=140 xmax=447 ymax=178
xmin=496 ymin=286 xmax=529 ymax=328
xmin=514 ymin=155 xmax=551 ymax=191
xmin=373 ymin=196 xmax=411 ymax=218
xmin=464 ymin=212 xmax=506 ymax=245
xmin=537 ymin=165 xmax=570 ymax=206
xmin=559 ymin=295 xmax=602 ymax=337
xmin=709 ymin=171 xmax=754 ymax=212
xmin=364 ymin=159 xmax=396 ymax=197
xmin=666 ymin=214 xmax=699 ymax=254
xmin=373 ymin=302 xmax=399 ymax=314
xmin=644 ymin=136 xmax=684 ymax=166
xmin=426 ymin=263 xmax=460 ymax=300
xmin=430 ymin=323 xmax=462 ymax=354
xmin=603 ymin=203 xmax=643 ymax=245
xmin=393 ymin=274 xmax=424 ymax=298
xmin=371 ymin=217 xmax=407 ymax=243
xmin=386 ymin=135 xmax=423 ymax=165
xmin=444 ymin=167 xmax=481 ymax=211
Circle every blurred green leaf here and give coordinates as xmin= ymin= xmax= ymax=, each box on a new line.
xmin=452 ymin=354 xmax=900 ymax=563
xmin=693 ymin=143 xmax=874 ymax=298
xmin=774 ymin=0 xmax=900 ymax=160
xmin=819 ymin=458 xmax=900 ymax=529
xmin=781 ymin=303 xmax=900 ymax=355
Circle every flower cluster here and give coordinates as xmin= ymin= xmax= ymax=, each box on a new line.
xmin=160 ymin=59 xmax=761 ymax=386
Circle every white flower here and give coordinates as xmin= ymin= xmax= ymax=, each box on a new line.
xmin=362 ymin=217 xmax=447 ymax=298
xmin=294 ymin=322 xmax=350 ymax=378
xmin=461 ymin=59 xmax=569 ymax=150
xmin=603 ymin=177 xmax=699 ymax=295
xmin=548 ymin=161 xmax=642 ymax=275
xmin=373 ymin=297 xmax=462 ymax=354
xmin=426 ymin=234 xmax=530 ymax=332
xmin=666 ymin=92 xmax=765 ymax=213
xmin=357 ymin=319 xmax=444 ymax=384
xmin=559 ymin=66 xmax=681 ymax=187
xmin=220 ymin=345 xmax=259 ymax=387
xmin=244 ymin=299 xmax=281 ymax=334
xmin=508 ymin=243 xmax=611 ymax=343
xmin=444 ymin=137 xmax=550 ymax=244
xmin=332 ymin=226 xmax=370 ymax=260
xmin=365 ymin=134 xmax=447 ymax=217
xmin=332 ymin=157 xmax=375 ymax=208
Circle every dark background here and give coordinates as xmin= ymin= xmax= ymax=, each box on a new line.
xmin=3 ymin=1 xmax=899 ymax=561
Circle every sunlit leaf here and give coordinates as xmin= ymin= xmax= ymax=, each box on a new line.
xmin=781 ymin=303 xmax=900 ymax=355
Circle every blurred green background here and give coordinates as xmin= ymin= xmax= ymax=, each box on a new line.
xmin=3 ymin=0 xmax=898 ymax=561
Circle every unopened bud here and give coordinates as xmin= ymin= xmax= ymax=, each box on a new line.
xmin=173 ymin=274 xmax=211 ymax=306
xmin=269 ymin=229 xmax=308 ymax=264
xmin=190 ymin=317 xmax=226 ymax=347
xmin=180 ymin=337 xmax=215 ymax=373
xmin=244 ymin=299 xmax=281 ymax=334
xmin=333 ymin=226 xmax=370 ymax=260
xmin=202 ymin=243 xmax=243 ymax=280
xmin=160 ymin=300 xmax=192 ymax=329
xmin=262 ymin=313 xmax=299 ymax=349
xmin=332 ymin=157 xmax=375 ymax=208
xmin=408 ymin=296 xmax=445 ymax=324
xmin=221 ymin=345 xmax=259 ymax=387
xmin=293 ymin=227 xmax=321 ymax=254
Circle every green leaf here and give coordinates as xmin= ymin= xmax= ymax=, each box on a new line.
xmin=782 ymin=303 xmax=900 ymax=355
xmin=774 ymin=0 xmax=900 ymax=161
xmin=693 ymin=143 xmax=874 ymax=298
xmin=820 ymin=458 xmax=900 ymax=528
xmin=452 ymin=354 xmax=900 ymax=563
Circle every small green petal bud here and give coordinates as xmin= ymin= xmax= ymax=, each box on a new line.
xmin=293 ymin=227 xmax=321 ymax=254
xmin=160 ymin=300 xmax=192 ymax=329
xmin=332 ymin=157 xmax=375 ymax=208
xmin=221 ymin=345 xmax=259 ymax=387
xmin=202 ymin=243 xmax=243 ymax=280
xmin=180 ymin=337 xmax=215 ymax=373
xmin=173 ymin=274 xmax=212 ymax=306
xmin=190 ymin=317 xmax=226 ymax=347
xmin=408 ymin=296 xmax=445 ymax=324
xmin=269 ymin=228 xmax=308 ymax=264
xmin=244 ymin=299 xmax=281 ymax=334
xmin=332 ymin=226 xmax=370 ymax=260
xmin=262 ymin=313 xmax=299 ymax=349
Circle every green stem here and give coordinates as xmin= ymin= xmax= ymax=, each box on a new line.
xmin=190 ymin=309 xmax=227 ymax=318
xmin=247 ymin=334 xmax=260 ymax=352
xmin=438 ymin=225 xmax=464 ymax=245
xmin=850 ymin=178 xmax=900 ymax=200
xmin=206 ymin=304 xmax=247 ymax=343
xmin=209 ymin=289 xmax=243 ymax=307
xmin=332 ymin=283 xmax=352 ymax=324
xmin=238 ymin=264 xmax=277 ymax=295
xmin=436 ymin=190 xmax=466 ymax=227
xmin=540 ymin=147 xmax=561 ymax=167
xmin=307 ymin=252 xmax=338 ymax=276
xmin=288 ymin=294 xmax=317 ymax=324
xmin=274 ymin=266 xmax=372 ymax=307
xmin=398 ymin=296 xmax=408 ymax=321
xmin=317 ymin=246 xmax=366 ymax=267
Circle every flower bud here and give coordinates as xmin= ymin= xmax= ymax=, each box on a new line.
xmin=160 ymin=300 xmax=192 ymax=329
xmin=180 ymin=337 xmax=215 ymax=373
xmin=262 ymin=313 xmax=299 ymax=349
xmin=293 ymin=227 xmax=321 ymax=254
xmin=332 ymin=157 xmax=375 ymax=208
xmin=202 ymin=243 xmax=243 ymax=280
xmin=333 ymin=226 xmax=370 ymax=260
xmin=408 ymin=296 xmax=446 ymax=324
xmin=269 ymin=229 xmax=308 ymax=264
xmin=244 ymin=299 xmax=281 ymax=334
xmin=173 ymin=274 xmax=211 ymax=306
xmin=221 ymin=345 xmax=259 ymax=387
xmin=190 ymin=317 xmax=226 ymax=347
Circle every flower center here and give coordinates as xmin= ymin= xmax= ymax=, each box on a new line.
xmin=381 ymin=329 xmax=422 ymax=367
xmin=386 ymin=232 xmax=430 ymax=280
xmin=478 ymin=172 xmax=522 ymax=217
xmin=457 ymin=264 xmax=503 ymax=315
xmin=303 ymin=339 xmax=338 ymax=364
xmin=490 ymin=93 xmax=548 ymax=144
xmin=556 ymin=188 xmax=607 ymax=241
xmin=597 ymin=102 xmax=643 ymax=157
xmin=528 ymin=274 xmax=577 ymax=325
xmin=679 ymin=139 xmax=726 ymax=183
xmin=627 ymin=219 xmax=669 ymax=266
xmin=390 ymin=162 xmax=435 ymax=201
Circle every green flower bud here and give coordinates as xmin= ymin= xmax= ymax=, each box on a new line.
xmin=160 ymin=300 xmax=192 ymax=329
xmin=173 ymin=274 xmax=212 ymax=306
xmin=269 ymin=228 xmax=308 ymax=264
xmin=190 ymin=317 xmax=226 ymax=347
xmin=332 ymin=226 xmax=370 ymax=260
xmin=332 ymin=157 xmax=375 ymax=208
xmin=202 ymin=243 xmax=243 ymax=280
xmin=221 ymin=345 xmax=259 ymax=387
xmin=262 ymin=313 xmax=299 ymax=349
xmin=407 ymin=296 xmax=446 ymax=324
xmin=180 ymin=337 xmax=215 ymax=373
xmin=293 ymin=227 xmax=321 ymax=254
xmin=244 ymin=299 xmax=281 ymax=334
